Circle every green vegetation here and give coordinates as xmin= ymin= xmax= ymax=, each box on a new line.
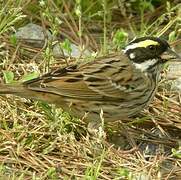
xmin=0 ymin=0 xmax=180 ymax=179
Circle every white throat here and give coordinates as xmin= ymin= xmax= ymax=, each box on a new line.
xmin=133 ymin=59 xmax=158 ymax=72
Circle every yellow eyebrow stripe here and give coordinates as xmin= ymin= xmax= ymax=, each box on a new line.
xmin=124 ymin=39 xmax=159 ymax=52
xmin=137 ymin=40 xmax=159 ymax=48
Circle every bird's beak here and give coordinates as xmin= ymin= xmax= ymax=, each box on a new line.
xmin=160 ymin=48 xmax=181 ymax=61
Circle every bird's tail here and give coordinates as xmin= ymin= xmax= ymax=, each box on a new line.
xmin=0 ymin=83 xmax=61 ymax=104
xmin=0 ymin=83 xmax=41 ymax=100
xmin=0 ymin=84 xmax=27 ymax=95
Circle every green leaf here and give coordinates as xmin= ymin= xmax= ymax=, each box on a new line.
xmin=46 ymin=167 xmax=58 ymax=179
xmin=3 ymin=71 xmax=14 ymax=83
xmin=116 ymin=167 xmax=132 ymax=179
xmin=60 ymin=39 xmax=72 ymax=55
xmin=112 ymin=29 xmax=128 ymax=49
xmin=19 ymin=72 xmax=39 ymax=82
xmin=169 ymin=31 xmax=176 ymax=42
xmin=10 ymin=34 xmax=17 ymax=46
xmin=172 ymin=148 xmax=181 ymax=158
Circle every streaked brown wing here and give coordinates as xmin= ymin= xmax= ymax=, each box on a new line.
xmin=24 ymin=54 xmax=143 ymax=101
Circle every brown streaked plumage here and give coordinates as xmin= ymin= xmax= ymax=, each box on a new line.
xmin=0 ymin=37 xmax=180 ymax=123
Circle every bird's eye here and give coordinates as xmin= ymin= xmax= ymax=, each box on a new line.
xmin=148 ymin=45 xmax=155 ymax=50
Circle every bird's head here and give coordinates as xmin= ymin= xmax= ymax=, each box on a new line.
xmin=123 ymin=36 xmax=180 ymax=71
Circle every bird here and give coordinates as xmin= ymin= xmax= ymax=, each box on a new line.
xmin=0 ymin=36 xmax=180 ymax=124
